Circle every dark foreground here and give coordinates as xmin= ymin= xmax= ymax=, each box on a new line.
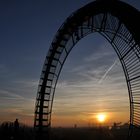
xmin=50 ymin=127 xmax=140 ymax=140
xmin=0 ymin=123 xmax=140 ymax=140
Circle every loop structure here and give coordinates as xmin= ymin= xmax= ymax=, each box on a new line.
xmin=34 ymin=0 xmax=140 ymax=139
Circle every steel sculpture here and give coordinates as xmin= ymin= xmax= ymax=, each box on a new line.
xmin=34 ymin=0 xmax=140 ymax=139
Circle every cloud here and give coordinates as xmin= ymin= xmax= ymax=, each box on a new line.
xmin=54 ymin=44 xmax=129 ymax=121
xmin=0 ymin=88 xmax=35 ymax=124
xmin=0 ymin=88 xmax=35 ymax=109
xmin=0 ymin=78 xmax=38 ymax=118
xmin=0 ymin=89 xmax=25 ymax=100
xmin=0 ymin=39 xmax=129 ymax=125
xmin=62 ymin=43 xmax=120 ymax=86
xmin=13 ymin=79 xmax=38 ymax=88
xmin=84 ymin=43 xmax=115 ymax=62
xmin=7 ymin=78 xmax=39 ymax=100
xmin=84 ymin=50 xmax=114 ymax=62
xmin=57 ymin=59 xmax=125 ymax=91
xmin=98 ymin=59 xmax=118 ymax=84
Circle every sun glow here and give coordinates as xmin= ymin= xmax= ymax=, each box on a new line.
xmin=96 ymin=114 xmax=106 ymax=123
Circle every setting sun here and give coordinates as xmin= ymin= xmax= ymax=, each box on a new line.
xmin=96 ymin=114 xmax=106 ymax=123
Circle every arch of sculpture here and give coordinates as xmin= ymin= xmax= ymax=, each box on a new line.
xmin=34 ymin=0 xmax=140 ymax=139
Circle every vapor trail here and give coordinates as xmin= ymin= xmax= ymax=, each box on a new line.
xmin=98 ymin=60 xmax=118 ymax=84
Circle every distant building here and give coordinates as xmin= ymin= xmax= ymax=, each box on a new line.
xmin=74 ymin=124 xmax=77 ymax=128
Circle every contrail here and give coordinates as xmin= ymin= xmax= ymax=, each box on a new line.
xmin=98 ymin=59 xmax=118 ymax=84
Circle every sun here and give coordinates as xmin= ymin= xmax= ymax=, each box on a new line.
xmin=96 ymin=114 xmax=106 ymax=123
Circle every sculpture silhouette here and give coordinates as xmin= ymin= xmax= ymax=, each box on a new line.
xmin=34 ymin=0 xmax=140 ymax=139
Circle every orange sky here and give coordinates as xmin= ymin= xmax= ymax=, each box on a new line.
xmin=0 ymin=37 xmax=130 ymax=127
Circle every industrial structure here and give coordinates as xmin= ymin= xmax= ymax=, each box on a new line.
xmin=34 ymin=0 xmax=140 ymax=139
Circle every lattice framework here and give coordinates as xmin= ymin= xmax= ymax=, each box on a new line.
xmin=34 ymin=0 xmax=140 ymax=139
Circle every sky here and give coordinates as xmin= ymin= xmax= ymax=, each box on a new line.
xmin=0 ymin=0 xmax=140 ymax=127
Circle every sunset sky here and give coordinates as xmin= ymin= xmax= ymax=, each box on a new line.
xmin=0 ymin=0 xmax=140 ymax=127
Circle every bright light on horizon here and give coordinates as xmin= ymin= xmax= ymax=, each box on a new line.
xmin=96 ymin=114 xmax=106 ymax=123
